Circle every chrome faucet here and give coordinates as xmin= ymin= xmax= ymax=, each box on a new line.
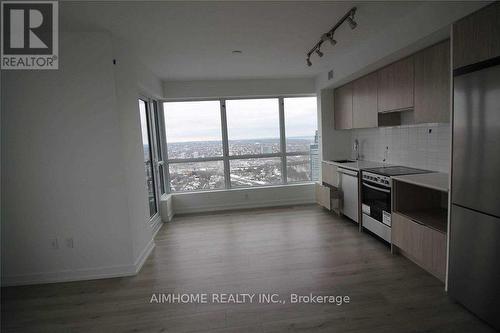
xmin=353 ymin=139 xmax=360 ymax=161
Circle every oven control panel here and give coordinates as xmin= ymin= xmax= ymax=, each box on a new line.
xmin=362 ymin=171 xmax=391 ymax=187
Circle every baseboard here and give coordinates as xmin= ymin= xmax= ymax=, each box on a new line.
xmin=2 ymin=239 xmax=156 ymax=287
xmin=151 ymin=219 xmax=163 ymax=238
xmin=1 ymin=263 xmax=137 ymax=287
xmin=174 ymin=197 xmax=315 ymax=215
xmin=133 ymin=238 xmax=155 ymax=274
xmin=167 ymin=210 xmax=175 ymax=222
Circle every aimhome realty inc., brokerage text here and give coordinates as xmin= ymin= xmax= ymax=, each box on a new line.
xmin=150 ymin=293 xmax=351 ymax=305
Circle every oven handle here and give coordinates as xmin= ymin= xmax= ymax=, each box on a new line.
xmin=362 ymin=182 xmax=391 ymax=193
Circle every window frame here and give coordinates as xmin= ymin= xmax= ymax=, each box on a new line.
xmin=161 ymin=95 xmax=317 ymax=193
xmin=138 ymin=97 xmax=159 ymax=219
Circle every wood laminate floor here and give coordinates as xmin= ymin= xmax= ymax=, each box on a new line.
xmin=1 ymin=205 xmax=495 ymax=332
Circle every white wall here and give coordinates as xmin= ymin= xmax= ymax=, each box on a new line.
xmin=111 ymin=37 xmax=162 ymax=265
xmin=173 ymin=184 xmax=314 ymax=215
xmin=1 ymin=31 xmax=161 ymax=286
xmin=163 ymin=78 xmax=315 ymax=99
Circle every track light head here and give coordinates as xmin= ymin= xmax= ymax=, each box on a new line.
xmin=316 ymin=49 xmax=324 ymax=57
xmin=321 ymin=33 xmax=337 ymax=46
xmin=306 ymin=58 xmax=312 ymax=67
xmin=347 ymin=16 xmax=357 ymax=29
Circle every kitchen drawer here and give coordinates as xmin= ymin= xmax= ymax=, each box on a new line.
xmin=392 ymin=212 xmax=446 ymax=281
xmin=392 ymin=212 xmax=425 ymax=262
xmin=315 ymin=183 xmax=331 ymax=210
xmin=422 ymin=227 xmax=446 ymax=281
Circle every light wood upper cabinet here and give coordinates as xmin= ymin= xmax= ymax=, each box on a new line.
xmin=352 ymin=72 xmax=378 ymax=128
xmin=453 ymin=2 xmax=500 ymax=69
xmin=377 ymin=56 xmax=414 ymax=113
xmin=414 ymin=40 xmax=451 ymax=124
xmin=334 ymin=83 xmax=353 ymax=130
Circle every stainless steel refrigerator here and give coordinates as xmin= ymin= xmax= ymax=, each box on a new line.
xmin=450 ymin=61 xmax=500 ymax=330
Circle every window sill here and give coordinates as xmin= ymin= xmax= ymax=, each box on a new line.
xmin=170 ymin=182 xmax=315 ymax=196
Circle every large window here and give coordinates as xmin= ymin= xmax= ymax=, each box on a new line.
xmin=162 ymin=96 xmax=318 ymax=192
xmin=164 ymin=100 xmax=222 ymax=159
xmin=226 ymin=98 xmax=280 ymax=156
xmin=164 ymin=100 xmax=225 ymax=192
xmin=284 ymin=96 xmax=319 ymax=182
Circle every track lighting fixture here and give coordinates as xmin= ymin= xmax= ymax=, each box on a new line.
xmin=306 ymin=7 xmax=357 ymax=67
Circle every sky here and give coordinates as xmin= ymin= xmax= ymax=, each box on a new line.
xmin=163 ymin=97 xmax=317 ymax=143
xmin=139 ymin=99 xmax=150 ymax=145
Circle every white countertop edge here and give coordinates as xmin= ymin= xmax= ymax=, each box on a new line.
xmin=392 ymin=172 xmax=449 ymax=192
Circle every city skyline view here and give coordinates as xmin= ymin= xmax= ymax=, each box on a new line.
xmin=160 ymin=97 xmax=318 ymax=192
xmin=164 ymin=134 xmax=319 ymax=192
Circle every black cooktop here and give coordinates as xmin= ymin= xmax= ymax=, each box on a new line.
xmin=364 ymin=166 xmax=431 ymax=177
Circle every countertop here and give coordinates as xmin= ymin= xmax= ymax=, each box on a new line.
xmin=322 ymin=160 xmax=391 ymax=171
xmin=392 ymin=172 xmax=449 ymax=192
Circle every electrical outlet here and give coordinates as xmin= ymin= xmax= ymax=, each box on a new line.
xmin=66 ymin=238 xmax=74 ymax=248
xmin=51 ymin=238 xmax=59 ymax=249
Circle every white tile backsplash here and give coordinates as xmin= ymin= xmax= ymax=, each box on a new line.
xmin=352 ymin=123 xmax=451 ymax=172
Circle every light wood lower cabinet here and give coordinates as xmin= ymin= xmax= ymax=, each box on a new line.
xmin=315 ymin=183 xmax=331 ymax=210
xmin=321 ymin=162 xmax=338 ymax=187
xmin=392 ymin=212 xmax=446 ymax=281
xmin=422 ymin=226 xmax=447 ymax=281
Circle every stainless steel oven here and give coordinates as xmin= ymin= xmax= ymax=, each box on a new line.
xmin=360 ymin=166 xmax=431 ymax=243
xmin=361 ymin=171 xmax=392 ymax=242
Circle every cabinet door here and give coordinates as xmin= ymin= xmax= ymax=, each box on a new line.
xmin=334 ymin=84 xmax=353 ymax=129
xmin=377 ymin=57 xmax=414 ymax=112
xmin=352 ymin=72 xmax=378 ymax=128
xmin=414 ymin=41 xmax=450 ymax=124
xmin=321 ymin=162 xmax=338 ymax=187
xmin=453 ymin=2 xmax=500 ymax=69
xmin=315 ymin=183 xmax=331 ymax=210
xmin=392 ymin=213 xmax=424 ymax=262
xmin=422 ymin=227 xmax=446 ymax=281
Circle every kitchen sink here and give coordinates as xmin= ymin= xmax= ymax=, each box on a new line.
xmin=332 ymin=159 xmax=356 ymax=163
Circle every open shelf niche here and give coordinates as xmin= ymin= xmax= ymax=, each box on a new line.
xmin=393 ymin=180 xmax=448 ymax=234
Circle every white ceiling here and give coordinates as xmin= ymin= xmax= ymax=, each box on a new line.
xmin=60 ymin=1 xmax=487 ymax=82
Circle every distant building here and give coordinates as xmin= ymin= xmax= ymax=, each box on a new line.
xmin=309 ymin=131 xmax=319 ymax=181
xmin=260 ymin=145 xmax=273 ymax=154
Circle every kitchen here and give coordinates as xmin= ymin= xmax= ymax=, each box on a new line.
xmin=317 ymin=2 xmax=500 ymax=330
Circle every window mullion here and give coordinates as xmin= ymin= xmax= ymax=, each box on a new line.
xmin=220 ymin=99 xmax=231 ymax=189
xmin=159 ymin=102 xmax=171 ymax=194
xmin=279 ymin=97 xmax=287 ymax=184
